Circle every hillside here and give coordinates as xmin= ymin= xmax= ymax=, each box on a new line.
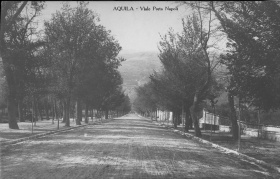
xmin=117 ymin=51 xmax=228 ymax=104
xmin=118 ymin=51 xmax=162 ymax=102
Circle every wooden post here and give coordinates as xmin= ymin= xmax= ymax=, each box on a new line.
xmin=31 ymin=97 xmax=34 ymax=134
xmin=238 ymin=97 xmax=241 ymax=152
xmin=85 ymin=104 xmax=88 ymax=124
xmin=155 ymin=109 xmax=157 ymax=121
xmin=37 ymin=99 xmax=43 ymax=121
xmin=182 ymin=100 xmax=184 ymax=129
xmin=55 ymin=100 xmax=59 ymax=129
xmin=258 ymin=110 xmax=260 ymax=139
xmin=210 ymin=112 xmax=213 ymax=141
xmin=204 ymin=110 xmax=206 ymax=131
xmin=52 ymin=98 xmax=55 ymax=124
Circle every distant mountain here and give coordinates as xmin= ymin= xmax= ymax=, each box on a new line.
xmin=118 ymin=51 xmax=162 ymax=102
xmin=118 ymin=51 xmax=229 ymax=105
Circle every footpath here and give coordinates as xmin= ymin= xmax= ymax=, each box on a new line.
xmin=0 ymin=117 xmax=112 ymax=146
xmin=152 ymin=120 xmax=280 ymax=174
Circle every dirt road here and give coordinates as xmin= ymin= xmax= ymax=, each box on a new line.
xmin=1 ymin=114 xmax=279 ymax=178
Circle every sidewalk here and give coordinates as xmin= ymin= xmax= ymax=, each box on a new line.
xmin=154 ymin=120 xmax=280 ymax=169
xmin=0 ymin=117 xmax=110 ymax=144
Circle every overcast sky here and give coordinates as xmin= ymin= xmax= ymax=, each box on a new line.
xmin=39 ymin=1 xmax=190 ymax=54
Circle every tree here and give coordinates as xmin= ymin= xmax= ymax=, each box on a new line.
xmin=1 ymin=1 xmax=44 ymax=129
xmin=116 ymin=95 xmax=131 ymax=115
xmin=132 ymin=10 xmax=220 ymax=133
xmin=98 ymin=69 xmax=124 ymax=119
xmin=183 ymin=4 xmax=215 ymax=137
xmin=154 ymin=8 xmax=217 ymax=136
xmin=208 ymin=1 xmax=280 ymax=139
xmin=150 ymin=72 xmax=184 ymax=128
xmin=45 ymin=2 xmax=92 ymax=126
xmin=46 ymin=2 xmax=110 ymax=125
xmin=45 ymin=2 xmax=124 ymax=126
xmin=134 ymin=81 xmax=158 ymax=117
xmin=211 ymin=1 xmax=280 ymax=110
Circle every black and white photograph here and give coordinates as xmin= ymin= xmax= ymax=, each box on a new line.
xmin=1 ymin=1 xmax=280 ymax=178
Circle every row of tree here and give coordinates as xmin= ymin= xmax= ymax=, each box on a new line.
xmin=0 ymin=2 xmax=131 ymax=129
xmin=133 ymin=1 xmax=280 ymax=140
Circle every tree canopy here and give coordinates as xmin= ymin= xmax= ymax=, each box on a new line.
xmin=0 ymin=1 xmax=130 ymax=128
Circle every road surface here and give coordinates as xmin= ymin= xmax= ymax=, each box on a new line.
xmin=1 ymin=114 xmax=279 ymax=178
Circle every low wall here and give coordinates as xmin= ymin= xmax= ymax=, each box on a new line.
xmin=243 ymin=128 xmax=259 ymax=137
xmin=199 ymin=109 xmax=280 ymax=142
xmin=219 ymin=125 xmax=231 ymax=132
xmin=243 ymin=127 xmax=280 ymax=142
xmin=263 ymin=126 xmax=280 ymax=133
xmin=217 ymin=125 xmax=280 ymax=142
xmin=263 ymin=126 xmax=280 ymax=141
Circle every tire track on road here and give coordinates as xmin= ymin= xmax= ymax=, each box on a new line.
xmin=2 ymin=115 xmax=279 ymax=178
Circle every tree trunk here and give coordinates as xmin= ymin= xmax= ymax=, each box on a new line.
xmin=155 ymin=110 xmax=157 ymax=121
xmin=190 ymin=94 xmax=202 ymax=137
xmin=182 ymin=101 xmax=184 ymax=127
xmin=105 ymin=110 xmax=109 ymax=119
xmin=85 ymin=104 xmax=88 ymax=124
xmin=58 ymin=102 xmax=62 ymax=120
xmin=190 ymin=106 xmax=201 ymax=137
xmin=18 ymin=100 xmax=24 ymax=122
xmin=1 ymin=52 xmax=19 ymax=129
xmin=23 ymin=105 xmax=27 ymax=121
xmin=52 ymin=99 xmax=55 ymax=124
xmin=32 ymin=98 xmax=35 ymax=126
xmin=45 ymin=101 xmax=49 ymax=120
xmin=228 ymin=92 xmax=238 ymax=140
xmin=70 ymin=104 xmax=74 ymax=120
xmin=36 ymin=100 xmax=43 ymax=121
xmin=184 ymin=106 xmax=191 ymax=132
xmin=65 ymin=97 xmax=70 ymax=127
xmin=33 ymin=98 xmax=38 ymax=123
xmin=62 ymin=100 xmax=66 ymax=123
xmin=5 ymin=72 xmax=19 ymax=128
xmin=189 ymin=112 xmax=193 ymax=129
xmin=76 ymin=99 xmax=82 ymax=125
xmin=173 ymin=111 xmax=178 ymax=129
xmin=8 ymin=95 xmax=19 ymax=129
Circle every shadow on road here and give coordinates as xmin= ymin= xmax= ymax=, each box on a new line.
xmin=1 ymin=113 xmax=279 ymax=179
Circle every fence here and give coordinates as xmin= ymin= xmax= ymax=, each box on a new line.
xmin=199 ymin=109 xmax=280 ymax=142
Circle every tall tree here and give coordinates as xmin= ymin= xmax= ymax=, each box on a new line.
xmin=46 ymin=2 xmax=99 ymax=126
xmin=155 ymin=10 xmax=217 ymax=136
xmin=211 ymin=1 xmax=280 ymax=110
xmin=45 ymin=2 xmax=124 ymax=126
xmin=1 ymin=1 xmax=44 ymax=129
xmin=184 ymin=4 xmax=214 ymax=137
xmin=209 ymin=1 xmax=280 ymax=139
